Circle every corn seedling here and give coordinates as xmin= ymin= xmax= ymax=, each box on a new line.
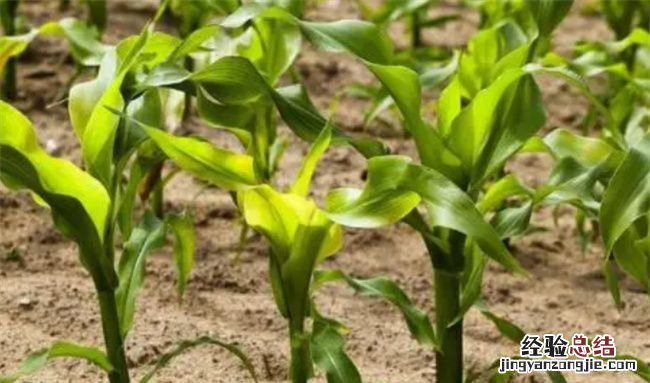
xmin=137 ymin=103 xmax=439 ymax=382
xmin=0 ymin=19 xmax=257 ymax=383
xmin=201 ymin=3 xmax=639 ymax=382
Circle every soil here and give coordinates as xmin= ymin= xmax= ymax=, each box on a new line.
xmin=1 ymin=1 xmax=649 ymax=383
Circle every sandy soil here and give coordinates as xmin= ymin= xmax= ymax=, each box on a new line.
xmin=1 ymin=1 xmax=648 ymax=382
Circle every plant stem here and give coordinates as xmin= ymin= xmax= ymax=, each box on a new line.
xmin=182 ymin=56 xmax=193 ymax=121
xmin=428 ymin=230 xmax=465 ymax=383
xmin=151 ymin=179 xmax=164 ymax=218
xmin=434 ymin=270 xmax=462 ymax=383
xmin=98 ymin=290 xmax=130 ymax=383
xmin=411 ymin=10 xmax=423 ymax=49
xmin=0 ymin=0 xmax=18 ymax=100
xmin=288 ymin=319 xmax=311 ymax=383
xmin=3 ymin=59 xmax=17 ymax=100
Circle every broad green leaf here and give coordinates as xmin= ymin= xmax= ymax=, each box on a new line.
xmin=544 ymin=128 xmax=617 ymax=168
xmin=242 ymin=186 xmax=342 ymax=263
xmin=167 ymin=25 xmax=220 ymax=62
xmin=472 ymin=74 xmax=546 ymax=185
xmin=134 ymin=55 xmax=388 ymax=159
xmin=447 ymin=68 xmax=541 ymax=179
xmin=603 ymin=259 xmax=622 ymax=308
xmin=600 ymin=135 xmax=650 ymax=253
xmin=273 ymin=84 xmax=388 ymax=158
xmin=310 ymin=324 xmax=362 ymax=383
xmin=144 ymin=127 xmax=259 ymax=190
xmin=242 ymin=186 xmax=342 ymax=322
xmin=0 ymin=101 xmax=114 ymax=289
xmin=528 ymin=0 xmax=573 ymax=37
xmin=69 ymin=29 xmax=151 ymax=186
xmin=478 ymin=174 xmax=532 ymax=213
xmin=313 ymin=269 xmax=436 ymax=347
xmin=478 ymin=306 xmax=526 ymax=343
xmin=366 ymin=62 xmax=463 ymax=181
xmin=492 ymin=202 xmax=533 ymax=239
xmin=0 ymin=341 xmax=112 ymax=383
xmin=290 ymin=123 xmax=332 ymax=197
xmin=300 ymin=19 xmax=394 ymax=64
xmin=166 ymin=211 xmax=196 ymax=300
xmin=326 ymin=156 xmax=522 ymax=273
xmin=39 ymin=18 xmax=109 ymax=65
xmin=612 ymin=228 xmax=650 ymax=290
xmin=239 ymin=17 xmax=301 ymax=85
xmin=117 ymin=88 xmax=165 ymax=160
xmin=0 ymin=31 xmax=36 ymax=70
xmin=140 ymin=336 xmax=258 ymax=383
xmin=116 ymin=211 xmax=166 ymax=336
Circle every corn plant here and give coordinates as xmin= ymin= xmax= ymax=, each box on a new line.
xmin=0 ymin=21 xmax=257 ymax=383
xmin=132 ymin=101 xmax=440 ymax=382
xmin=194 ymin=3 xmax=628 ymax=382
xmin=0 ymin=14 xmax=111 ymax=102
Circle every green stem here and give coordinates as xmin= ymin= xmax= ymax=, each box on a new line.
xmin=151 ymin=179 xmax=164 ymax=218
xmin=3 ymin=58 xmax=17 ymax=100
xmin=97 ymin=290 xmax=130 ymax=383
xmin=288 ymin=319 xmax=311 ymax=383
xmin=1 ymin=0 xmax=17 ymax=100
xmin=411 ymin=10 xmax=423 ymax=49
xmin=427 ymin=230 xmax=465 ymax=383
xmin=434 ymin=270 xmax=462 ymax=383
xmin=183 ymin=56 xmax=193 ymax=121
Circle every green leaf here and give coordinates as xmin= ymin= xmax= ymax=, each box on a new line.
xmin=544 ymin=128 xmax=617 ymax=168
xmin=492 ymin=202 xmax=533 ymax=239
xmin=313 ymin=269 xmax=437 ymax=348
xmin=326 ymin=156 xmax=522 ymax=273
xmin=290 ymin=123 xmax=332 ymax=197
xmin=477 ymin=174 xmax=532 ymax=213
xmin=0 ymin=341 xmax=112 ymax=383
xmin=600 ymin=135 xmax=650 ymax=253
xmin=83 ymin=0 xmax=107 ymax=35
xmin=39 ymin=17 xmax=109 ymax=65
xmin=603 ymin=259 xmax=622 ymax=309
xmin=310 ymin=324 xmax=362 ymax=383
xmin=365 ymin=62 xmax=462 ymax=181
xmin=0 ymin=101 xmax=114 ymax=289
xmin=167 ymin=25 xmax=220 ymax=62
xmin=139 ymin=336 xmax=258 ymax=383
xmin=300 ymin=19 xmax=394 ymax=64
xmin=241 ymin=186 xmax=342 ymax=321
xmin=144 ymin=127 xmax=259 ymax=191
xmin=69 ymin=29 xmax=150 ymax=186
xmin=478 ymin=306 xmax=526 ymax=343
xmin=166 ymin=211 xmax=196 ymax=301
xmin=0 ymin=31 xmax=37 ymax=71
xmin=447 ymin=69 xmax=544 ymax=183
xmin=528 ymin=0 xmax=573 ymax=37
xmin=116 ymin=211 xmax=166 ymax=336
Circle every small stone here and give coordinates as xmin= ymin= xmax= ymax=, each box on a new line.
xmin=18 ymin=297 xmax=35 ymax=309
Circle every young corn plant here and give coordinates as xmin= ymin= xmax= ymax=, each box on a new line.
xmin=0 ymin=22 xmax=257 ymax=383
xmin=0 ymin=14 xmax=110 ymax=101
xmin=137 ymin=111 xmax=437 ymax=382
xmin=208 ymin=3 xmax=615 ymax=381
